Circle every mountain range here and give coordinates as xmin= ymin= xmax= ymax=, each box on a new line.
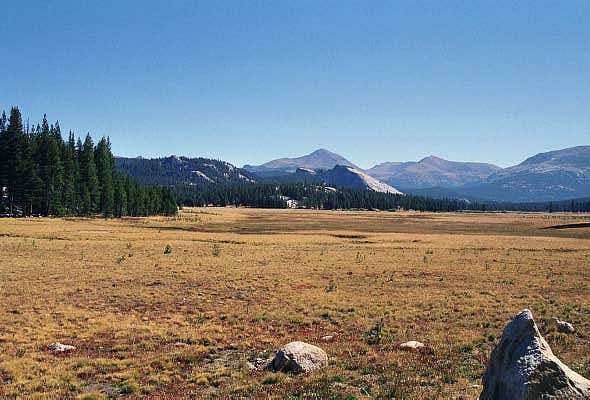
xmin=459 ymin=146 xmax=590 ymax=202
xmin=115 ymin=145 xmax=590 ymax=203
xmin=366 ymin=156 xmax=502 ymax=188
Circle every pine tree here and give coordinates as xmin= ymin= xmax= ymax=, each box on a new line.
xmin=113 ymin=175 xmax=127 ymax=217
xmin=0 ymin=111 xmax=7 ymax=212
xmin=4 ymin=108 xmax=25 ymax=215
xmin=46 ymin=125 xmax=64 ymax=215
xmin=80 ymin=134 xmax=100 ymax=214
xmin=62 ymin=132 xmax=79 ymax=214
xmin=95 ymin=137 xmax=114 ymax=217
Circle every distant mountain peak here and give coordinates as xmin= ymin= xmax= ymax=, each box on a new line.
xmin=460 ymin=145 xmax=590 ymax=202
xmin=367 ymin=156 xmax=501 ymax=189
xmin=244 ymin=148 xmax=359 ymax=176
xmin=419 ymin=155 xmax=443 ymax=162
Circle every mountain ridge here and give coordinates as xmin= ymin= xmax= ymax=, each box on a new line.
xmin=367 ymin=156 xmax=502 ymax=188
xmin=244 ymin=148 xmax=359 ymax=176
xmin=115 ymin=156 xmax=257 ymax=186
xmin=461 ymin=145 xmax=590 ymax=202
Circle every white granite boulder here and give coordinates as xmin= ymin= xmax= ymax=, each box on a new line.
xmin=480 ymin=309 xmax=590 ymax=399
xmin=271 ymin=341 xmax=328 ymax=373
xmin=47 ymin=342 xmax=76 ymax=353
xmin=398 ymin=340 xmax=424 ymax=351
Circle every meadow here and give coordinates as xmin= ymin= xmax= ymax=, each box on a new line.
xmin=1 ymin=208 xmax=589 ymax=399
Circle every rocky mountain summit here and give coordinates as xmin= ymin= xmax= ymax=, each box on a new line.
xmin=244 ymin=149 xmax=359 ymax=177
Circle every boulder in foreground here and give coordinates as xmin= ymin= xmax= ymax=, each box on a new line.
xmin=480 ymin=309 xmax=590 ymax=400
xmin=271 ymin=341 xmax=328 ymax=373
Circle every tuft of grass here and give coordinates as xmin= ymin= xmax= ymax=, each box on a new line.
xmin=326 ymin=277 xmax=337 ymax=292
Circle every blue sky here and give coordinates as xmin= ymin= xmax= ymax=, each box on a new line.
xmin=1 ymin=1 xmax=588 ymax=169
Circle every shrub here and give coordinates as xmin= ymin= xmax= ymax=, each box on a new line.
xmin=364 ymin=318 xmax=385 ymax=345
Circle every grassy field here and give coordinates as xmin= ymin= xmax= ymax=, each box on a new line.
xmin=1 ymin=208 xmax=589 ymax=399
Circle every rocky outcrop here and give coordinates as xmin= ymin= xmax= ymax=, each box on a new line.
xmin=271 ymin=341 xmax=328 ymax=373
xmin=480 ymin=309 xmax=590 ymax=399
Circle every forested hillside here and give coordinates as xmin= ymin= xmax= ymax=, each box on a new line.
xmin=0 ymin=107 xmax=177 ymax=217
xmin=116 ymin=156 xmax=257 ymax=186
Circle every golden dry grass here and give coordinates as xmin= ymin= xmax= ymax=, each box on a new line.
xmin=1 ymin=208 xmax=589 ymax=399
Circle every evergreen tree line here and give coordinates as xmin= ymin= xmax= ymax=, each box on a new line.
xmin=175 ymin=183 xmax=590 ymax=212
xmin=0 ymin=107 xmax=177 ymax=217
xmin=175 ymin=183 xmax=472 ymax=211
xmin=471 ymin=198 xmax=590 ymax=213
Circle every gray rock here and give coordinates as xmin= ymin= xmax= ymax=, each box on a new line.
xmin=271 ymin=341 xmax=328 ymax=373
xmin=47 ymin=342 xmax=76 ymax=353
xmin=398 ymin=340 xmax=424 ymax=350
xmin=480 ymin=309 xmax=590 ymax=400
xmin=544 ymin=317 xmax=575 ymax=334
xmin=246 ymin=357 xmax=271 ymax=371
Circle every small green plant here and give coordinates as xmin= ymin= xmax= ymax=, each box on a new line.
xmin=116 ymin=255 xmax=126 ymax=264
xmin=164 ymin=244 xmax=172 ymax=254
xmin=212 ymin=244 xmax=220 ymax=256
xmin=326 ymin=277 xmax=336 ymax=292
xmin=364 ymin=318 xmax=385 ymax=345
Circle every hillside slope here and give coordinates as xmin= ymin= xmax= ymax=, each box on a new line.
xmin=115 ymin=156 xmax=257 ymax=186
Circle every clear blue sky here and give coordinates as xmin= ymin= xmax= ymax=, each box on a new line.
xmin=2 ymin=1 xmax=589 ymax=169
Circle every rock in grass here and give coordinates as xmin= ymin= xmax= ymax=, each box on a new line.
xmin=271 ymin=341 xmax=328 ymax=373
xmin=480 ymin=309 xmax=590 ymax=400
xmin=544 ymin=317 xmax=575 ymax=334
xmin=398 ymin=341 xmax=424 ymax=350
xmin=47 ymin=342 xmax=76 ymax=353
xmin=246 ymin=357 xmax=272 ymax=371
xmin=83 ymin=383 xmax=119 ymax=397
